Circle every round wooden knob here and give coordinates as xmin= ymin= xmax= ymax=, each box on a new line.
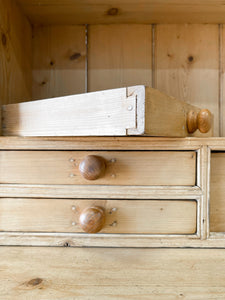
xmin=79 ymin=155 xmax=106 ymax=180
xmin=187 ymin=109 xmax=212 ymax=134
xmin=79 ymin=206 xmax=105 ymax=233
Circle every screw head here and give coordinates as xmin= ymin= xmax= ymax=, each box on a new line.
xmin=72 ymin=206 xmax=76 ymax=211
xmin=127 ymin=105 xmax=133 ymax=111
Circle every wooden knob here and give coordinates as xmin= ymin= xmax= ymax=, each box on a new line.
xmin=79 ymin=206 xmax=105 ymax=233
xmin=79 ymin=155 xmax=106 ymax=180
xmin=187 ymin=109 xmax=212 ymax=134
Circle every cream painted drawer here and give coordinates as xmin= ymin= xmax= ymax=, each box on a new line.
xmin=0 ymin=150 xmax=196 ymax=186
xmin=0 ymin=198 xmax=197 ymax=235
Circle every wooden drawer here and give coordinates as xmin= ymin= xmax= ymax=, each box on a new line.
xmin=0 ymin=150 xmax=196 ymax=186
xmin=210 ymin=152 xmax=225 ymax=232
xmin=0 ymin=199 xmax=197 ymax=235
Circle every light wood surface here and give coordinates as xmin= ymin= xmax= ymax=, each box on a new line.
xmin=1 ymin=247 xmax=225 ymax=299
xmin=16 ymin=0 xmax=225 ymax=24
xmin=0 ymin=136 xmax=221 ymax=150
xmin=0 ymin=198 xmax=197 ymax=234
xmin=88 ymin=25 xmax=152 ymax=92
xmin=32 ymin=25 xmax=86 ymax=100
xmin=2 ymin=87 xmax=138 ymax=136
xmin=0 ymin=150 xmax=196 ymax=186
xmin=210 ymin=152 xmax=225 ymax=232
xmin=0 ymin=0 xmax=32 ymax=105
xmin=155 ymin=24 xmax=219 ymax=136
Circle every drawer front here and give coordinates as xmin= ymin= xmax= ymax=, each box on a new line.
xmin=0 ymin=150 xmax=196 ymax=186
xmin=0 ymin=199 xmax=197 ymax=234
xmin=210 ymin=152 xmax=225 ymax=232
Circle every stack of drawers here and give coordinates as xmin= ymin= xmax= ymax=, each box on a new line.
xmin=0 ymin=136 xmax=212 ymax=248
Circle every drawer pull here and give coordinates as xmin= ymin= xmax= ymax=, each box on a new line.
xmin=79 ymin=206 xmax=105 ymax=233
xmin=187 ymin=109 xmax=212 ymax=134
xmin=79 ymin=155 xmax=106 ymax=180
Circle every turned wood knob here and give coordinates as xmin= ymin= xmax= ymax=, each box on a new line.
xmin=79 ymin=206 xmax=105 ymax=233
xmin=79 ymin=155 xmax=106 ymax=180
xmin=187 ymin=109 xmax=212 ymax=134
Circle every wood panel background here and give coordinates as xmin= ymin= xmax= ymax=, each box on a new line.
xmin=32 ymin=23 xmax=222 ymax=136
xmin=0 ymin=0 xmax=32 ymax=105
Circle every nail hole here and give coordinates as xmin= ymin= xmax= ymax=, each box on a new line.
xmin=50 ymin=60 xmax=55 ymax=66
xmin=107 ymin=8 xmax=119 ymax=16
xmin=41 ymin=81 xmax=46 ymax=85
xmin=64 ymin=242 xmax=70 ymax=247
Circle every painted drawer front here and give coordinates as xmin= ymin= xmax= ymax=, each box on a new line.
xmin=0 ymin=199 xmax=197 ymax=234
xmin=0 ymin=150 xmax=196 ymax=186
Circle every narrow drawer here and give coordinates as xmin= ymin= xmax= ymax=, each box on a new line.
xmin=210 ymin=152 xmax=225 ymax=232
xmin=0 ymin=150 xmax=196 ymax=186
xmin=0 ymin=199 xmax=197 ymax=234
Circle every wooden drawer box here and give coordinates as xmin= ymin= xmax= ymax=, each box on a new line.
xmin=0 ymin=150 xmax=196 ymax=186
xmin=0 ymin=199 xmax=197 ymax=235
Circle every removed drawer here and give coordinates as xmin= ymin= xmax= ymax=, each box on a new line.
xmin=0 ymin=150 xmax=196 ymax=186
xmin=0 ymin=199 xmax=197 ymax=234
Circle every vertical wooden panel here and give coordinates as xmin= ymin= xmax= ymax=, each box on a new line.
xmin=88 ymin=24 xmax=152 ymax=92
xmin=221 ymin=25 xmax=225 ymax=136
xmin=32 ymin=25 xmax=86 ymax=100
xmin=155 ymin=24 xmax=219 ymax=136
xmin=0 ymin=0 xmax=32 ymax=105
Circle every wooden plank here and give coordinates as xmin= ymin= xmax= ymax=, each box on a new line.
xmin=210 ymin=152 xmax=225 ymax=232
xmin=221 ymin=24 xmax=225 ymax=137
xmin=2 ymin=87 xmax=139 ymax=136
xmin=0 ymin=136 xmax=218 ymax=151
xmin=88 ymin=25 xmax=152 ymax=92
xmin=16 ymin=0 xmax=225 ymax=24
xmin=0 ymin=0 xmax=32 ymax=105
xmin=0 ymin=199 xmax=197 ymax=234
xmin=155 ymin=24 xmax=219 ymax=136
xmin=1 ymin=247 xmax=225 ymax=298
xmin=0 ymin=150 xmax=196 ymax=186
xmin=0 ymin=185 xmax=202 ymax=200
xmin=32 ymin=25 xmax=86 ymax=100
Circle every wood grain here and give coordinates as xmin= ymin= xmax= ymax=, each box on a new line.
xmin=0 ymin=0 xmax=32 ymax=105
xmin=155 ymin=24 xmax=219 ymax=136
xmin=1 ymin=247 xmax=225 ymax=299
xmin=16 ymin=0 xmax=225 ymax=24
xmin=88 ymin=25 xmax=152 ymax=92
xmin=210 ymin=152 xmax=225 ymax=232
xmin=0 ymin=198 xmax=197 ymax=234
xmin=0 ymin=150 xmax=196 ymax=186
xmin=2 ymin=87 xmax=137 ymax=136
xmin=32 ymin=25 xmax=86 ymax=100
